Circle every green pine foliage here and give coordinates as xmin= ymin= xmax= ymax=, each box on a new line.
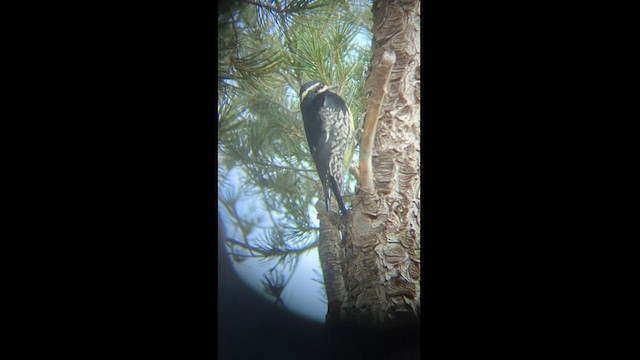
xmin=218 ymin=0 xmax=371 ymax=301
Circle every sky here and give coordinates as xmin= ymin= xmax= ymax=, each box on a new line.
xmin=231 ymin=247 xmax=326 ymax=323
xmin=219 ymin=167 xmax=327 ymax=324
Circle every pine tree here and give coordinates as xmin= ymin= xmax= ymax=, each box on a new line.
xmin=218 ymin=0 xmax=420 ymax=328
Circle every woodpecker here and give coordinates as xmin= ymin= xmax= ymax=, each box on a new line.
xmin=299 ymin=81 xmax=354 ymax=216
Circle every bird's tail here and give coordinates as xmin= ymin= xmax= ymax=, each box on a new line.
xmin=329 ymin=174 xmax=348 ymax=216
xmin=323 ymin=181 xmax=331 ymax=213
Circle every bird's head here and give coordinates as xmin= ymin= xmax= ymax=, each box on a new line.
xmin=299 ymin=81 xmax=330 ymax=108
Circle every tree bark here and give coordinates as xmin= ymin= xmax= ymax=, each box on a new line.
xmin=342 ymin=0 xmax=421 ymax=328
xmin=317 ymin=203 xmax=347 ymax=325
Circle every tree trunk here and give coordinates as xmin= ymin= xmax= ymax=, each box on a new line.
xmin=319 ymin=0 xmax=421 ymax=328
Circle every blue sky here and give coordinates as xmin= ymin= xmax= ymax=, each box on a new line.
xmin=219 ymin=166 xmax=326 ymax=323
xmin=231 ymin=246 xmax=326 ymax=323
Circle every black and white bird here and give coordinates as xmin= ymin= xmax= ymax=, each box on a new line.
xmin=299 ymin=81 xmax=354 ymax=216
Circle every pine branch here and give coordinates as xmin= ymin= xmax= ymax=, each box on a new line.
xmin=226 ymin=237 xmax=318 ymax=257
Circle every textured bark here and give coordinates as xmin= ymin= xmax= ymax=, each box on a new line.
xmin=316 ymin=203 xmax=347 ymax=325
xmin=341 ymin=0 xmax=421 ymax=328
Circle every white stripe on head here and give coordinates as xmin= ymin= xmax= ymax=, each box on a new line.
xmin=316 ymin=84 xmax=329 ymax=94
xmin=300 ymin=82 xmax=329 ymax=102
